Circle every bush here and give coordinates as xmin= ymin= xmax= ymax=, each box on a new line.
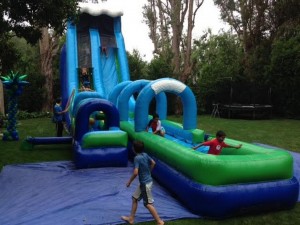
xmin=16 ymin=111 xmax=51 ymax=120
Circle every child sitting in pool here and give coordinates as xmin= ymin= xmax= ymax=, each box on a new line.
xmin=146 ymin=113 xmax=165 ymax=137
xmin=193 ymin=130 xmax=242 ymax=155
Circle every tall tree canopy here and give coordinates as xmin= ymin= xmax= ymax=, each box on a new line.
xmin=1 ymin=0 xmax=79 ymax=112
xmin=143 ymin=0 xmax=204 ymax=83
xmin=143 ymin=0 xmax=204 ymax=115
xmin=213 ymin=0 xmax=300 ymax=80
xmin=0 ymin=0 xmax=79 ymax=44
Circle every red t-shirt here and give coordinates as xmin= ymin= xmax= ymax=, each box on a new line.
xmin=202 ymin=138 xmax=229 ymax=155
xmin=148 ymin=119 xmax=162 ymax=132
xmin=151 ymin=121 xmax=158 ymax=131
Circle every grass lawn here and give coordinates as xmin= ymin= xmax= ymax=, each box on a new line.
xmin=0 ymin=118 xmax=73 ymax=169
xmin=0 ymin=115 xmax=299 ymax=225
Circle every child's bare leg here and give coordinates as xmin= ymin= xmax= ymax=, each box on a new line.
xmin=121 ymin=216 xmax=134 ymax=224
xmin=160 ymin=129 xmax=165 ymax=137
xmin=121 ymin=197 xmax=138 ymax=224
xmin=145 ymin=204 xmax=164 ymax=225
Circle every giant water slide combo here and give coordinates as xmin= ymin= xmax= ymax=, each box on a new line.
xmin=59 ymin=2 xmax=298 ymax=219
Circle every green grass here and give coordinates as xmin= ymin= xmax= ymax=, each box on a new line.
xmin=0 ymin=118 xmax=72 ymax=169
xmin=0 ymin=116 xmax=300 ymax=225
xmin=169 ymin=115 xmax=300 ymax=152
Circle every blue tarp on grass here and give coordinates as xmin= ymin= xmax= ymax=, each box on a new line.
xmin=0 ymin=144 xmax=299 ymax=225
xmin=0 ymin=161 xmax=199 ymax=225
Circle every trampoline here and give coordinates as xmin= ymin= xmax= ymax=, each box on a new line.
xmin=217 ymin=103 xmax=273 ymax=119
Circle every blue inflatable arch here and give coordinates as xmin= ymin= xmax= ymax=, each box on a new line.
xmin=71 ymin=92 xmax=104 ymax=116
xmin=108 ymin=81 xmax=132 ymax=105
xmin=74 ymin=99 xmax=120 ymax=142
xmin=117 ymin=80 xmax=167 ymax=121
xmin=135 ymin=78 xmax=197 ymax=132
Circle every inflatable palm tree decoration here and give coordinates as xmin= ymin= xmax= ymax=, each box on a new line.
xmin=0 ymin=71 xmax=29 ymax=140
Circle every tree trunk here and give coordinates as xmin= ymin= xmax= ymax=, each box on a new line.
xmin=0 ymin=81 xmax=4 ymax=115
xmin=148 ymin=0 xmax=159 ymax=54
xmin=181 ymin=0 xmax=194 ymax=84
xmin=39 ymin=28 xmax=59 ymax=112
xmin=170 ymin=0 xmax=185 ymax=78
xmin=143 ymin=0 xmax=203 ymax=115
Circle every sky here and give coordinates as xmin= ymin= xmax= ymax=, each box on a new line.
xmin=112 ymin=0 xmax=229 ymax=61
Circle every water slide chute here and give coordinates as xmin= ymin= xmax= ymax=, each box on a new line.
xmin=61 ymin=2 xmax=130 ymax=169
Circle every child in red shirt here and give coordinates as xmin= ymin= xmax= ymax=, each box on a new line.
xmin=146 ymin=113 xmax=165 ymax=137
xmin=192 ymin=130 xmax=242 ymax=155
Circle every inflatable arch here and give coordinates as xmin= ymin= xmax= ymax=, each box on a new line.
xmin=74 ymin=99 xmax=120 ymax=142
xmin=117 ymin=80 xmax=167 ymax=121
xmin=71 ymin=91 xmax=104 ymax=116
xmin=108 ymin=80 xmax=132 ymax=106
xmin=135 ymin=78 xmax=197 ymax=132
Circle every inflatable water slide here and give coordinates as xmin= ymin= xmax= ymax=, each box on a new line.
xmin=34 ymin=1 xmax=300 ymax=219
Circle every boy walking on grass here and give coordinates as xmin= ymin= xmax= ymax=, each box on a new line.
xmin=121 ymin=140 xmax=164 ymax=225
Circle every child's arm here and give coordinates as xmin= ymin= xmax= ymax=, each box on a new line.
xmin=192 ymin=143 xmax=203 ymax=150
xmin=146 ymin=119 xmax=152 ymax=131
xmin=126 ymin=168 xmax=138 ymax=187
xmin=153 ymin=129 xmax=159 ymax=134
xmin=227 ymin=144 xmax=242 ymax=149
xmin=150 ymin=159 xmax=156 ymax=171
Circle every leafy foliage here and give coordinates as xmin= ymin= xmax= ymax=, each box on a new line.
xmin=0 ymin=1 xmax=78 ymax=114
xmin=209 ymin=0 xmax=300 ymax=117
xmin=1 ymin=37 xmax=47 ymax=112
xmin=147 ymin=55 xmax=173 ymax=80
xmin=0 ymin=35 xmax=20 ymax=73
xmin=268 ymin=26 xmax=300 ymax=117
xmin=0 ymin=0 xmax=79 ymax=44
xmin=192 ymin=31 xmax=243 ymax=111
xmin=142 ymin=0 xmax=204 ymax=90
xmin=17 ymin=111 xmax=50 ymax=120
xmin=127 ymin=49 xmax=148 ymax=81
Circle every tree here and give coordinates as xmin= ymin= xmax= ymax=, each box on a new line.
xmin=213 ymin=0 xmax=300 ymax=117
xmin=269 ymin=0 xmax=300 ymax=37
xmin=213 ymin=0 xmax=273 ymax=80
xmin=39 ymin=28 xmax=61 ymax=111
xmin=7 ymin=36 xmax=46 ymax=113
xmin=1 ymin=0 xmax=79 ymax=112
xmin=148 ymin=55 xmax=173 ymax=80
xmin=143 ymin=0 xmax=203 ymax=82
xmin=268 ymin=25 xmax=300 ymax=117
xmin=143 ymin=0 xmax=204 ymax=115
xmin=0 ymin=34 xmax=21 ymax=74
xmin=0 ymin=0 xmax=78 ymax=44
xmin=213 ymin=0 xmax=300 ymax=80
xmin=127 ymin=49 xmax=148 ymax=81
xmin=192 ymin=31 xmax=243 ymax=112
